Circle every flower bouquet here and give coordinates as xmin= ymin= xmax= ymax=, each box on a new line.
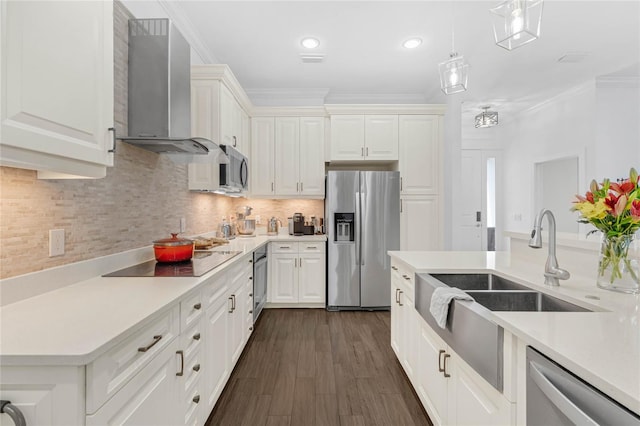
xmin=572 ymin=168 xmax=640 ymax=293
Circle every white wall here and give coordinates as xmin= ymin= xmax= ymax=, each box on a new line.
xmin=500 ymin=82 xmax=597 ymax=236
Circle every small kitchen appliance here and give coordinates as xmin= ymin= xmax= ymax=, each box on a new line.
xmin=236 ymin=205 xmax=256 ymax=237
xmin=267 ymin=217 xmax=281 ymax=235
xmin=292 ymin=213 xmax=305 ymax=236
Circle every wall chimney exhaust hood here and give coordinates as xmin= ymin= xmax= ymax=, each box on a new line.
xmin=121 ymin=18 xmax=227 ymax=164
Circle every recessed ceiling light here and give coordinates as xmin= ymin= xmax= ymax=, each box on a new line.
xmin=403 ymin=38 xmax=422 ymax=49
xmin=301 ymin=37 xmax=320 ymax=49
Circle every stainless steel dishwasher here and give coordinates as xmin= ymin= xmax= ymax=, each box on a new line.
xmin=527 ymin=346 xmax=640 ymax=425
xmin=252 ymin=245 xmax=268 ymax=323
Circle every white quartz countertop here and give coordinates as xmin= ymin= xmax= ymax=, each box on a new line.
xmin=0 ymin=234 xmax=326 ymax=366
xmin=388 ymin=250 xmax=640 ymax=416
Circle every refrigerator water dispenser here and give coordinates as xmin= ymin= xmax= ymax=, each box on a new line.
xmin=334 ymin=213 xmax=354 ymax=242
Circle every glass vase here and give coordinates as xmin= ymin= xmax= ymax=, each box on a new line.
xmin=596 ymin=234 xmax=639 ymax=294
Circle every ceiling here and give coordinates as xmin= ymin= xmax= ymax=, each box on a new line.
xmin=124 ymin=1 xmax=640 ymax=114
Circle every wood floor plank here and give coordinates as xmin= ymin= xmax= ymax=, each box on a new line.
xmin=206 ymin=309 xmax=431 ymax=426
xmin=291 ymin=377 xmax=316 ymax=425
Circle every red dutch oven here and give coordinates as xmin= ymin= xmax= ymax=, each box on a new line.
xmin=153 ymin=233 xmax=194 ymax=263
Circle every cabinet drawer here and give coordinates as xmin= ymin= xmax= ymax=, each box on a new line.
xmin=391 ymin=262 xmax=414 ymax=292
xmin=182 ymin=382 xmax=203 ymax=426
xmin=204 ymin=272 xmax=229 ymax=309
xmin=300 ymin=242 xmax=325 ymax=253
xmin=270 ymin=242 xmax=298 ymax=254
xmin=181 ymin=346 xmax=203 ymax=395
xmin=181 ymin=290 xmax=203 ymax=331
xmin=86 ymin=304 xmax=179 ymax=414
xmin=180 ymin=319 xmax=203 ymax=363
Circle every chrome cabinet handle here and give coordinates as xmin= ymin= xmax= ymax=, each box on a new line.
xmin=271 ymin=182 xmax=274 ymax=192
xmin=438 ymin=350 xmax=446 ymax=372
xmin=193 ymin=333 xmax=201 ymax=341
xmin=0 ymin=400 xmax=26 ymax=426
xmin=138 ymin=335 xmax=162 ymax=353
xmin=280 ymin=246 xmax=290 ymax=249
xmin=300 ymin=182 xmax=303 ymax=192
xmin=108 ymin=127 xmax=116 ymax=153
xmin=193 ymin=395 xmax=201 ymax=404
xmin=398 ymin=290 xmax=403 ymax=306
xmin=366 ymin=147 xmax=369 ymax=157
xmin=443 ymin=353 xmax=451 ymax=378
xmin=176 ymin=350 xmax=184 ymax=376
xmin=231 ymin=294 xmax=236 ymax=311
xmin=395 ymin=288 xmax=400 ymax=304
xmin=400 ymin=177 xmax=403 ymax=191
xmin=361 ymin=147 xmax=364 ymax=157
xmin=193 ymin=303 xmax=202 ymax=310
xmin=307 ymin=246 xmax=317 ymax=249
xmin=228 ymin=296 xmax=234 ymax=313
xmin=233 ymin=136 xmax=237 ymax=147
xmin=193 ymin=364 xmax=201 ymax=372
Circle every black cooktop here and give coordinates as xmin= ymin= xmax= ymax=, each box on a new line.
xmin=103 ymin=250 xmax=242 ymax=277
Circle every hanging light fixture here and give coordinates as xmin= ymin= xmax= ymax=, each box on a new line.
xmin=475 ymin=107 xmax=499 ymax=128
xmin=490 ymin=0 xmax=544 ymax=50
xmin=439 ymin=5 xmax=469 ymax=95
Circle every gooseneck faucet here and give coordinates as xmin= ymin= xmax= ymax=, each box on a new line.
xmin=528 ymin=209 xmax=571 ymax=286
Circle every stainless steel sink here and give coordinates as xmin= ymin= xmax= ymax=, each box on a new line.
xmin=430 ymin=273 xmax=530 ymax=291
xmin=466 ymin=290 xmax=590 ymax=312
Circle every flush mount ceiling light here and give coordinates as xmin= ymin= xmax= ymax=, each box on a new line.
xmin=439 ymin=5 xmax=469 ymax=95
xmin=490 ymin=0 xmax=544 ymax=50
xmin=403 ymin=38 xmax=422 ymax=49
xmin=475 ymin=106 xmax=499 ymax=128
xmin=301 ymin=37 xmax=320 ymax=49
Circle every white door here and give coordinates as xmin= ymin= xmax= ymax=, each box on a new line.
xmin=250 ymin=117 xmax=275 ymax=196
xmin=453 ymin=150 xmax=484 ymax=250
xmin=270 ymin=254 xmax=299 ymax=303
xmin=390 ymin=279 xmax=402 ymax=358
xmin=400 ymin=290 xmax=417 ymax=382
xmin=399 ymin=115 xmax=440 ymax=194
xmin=298 ymin=253 xmax=325 ymax=303
xmin=275 ymin=117 xmax=300 ymax=195
xmin=205 ymin=300 xmax=229 ymax=410
xmin=364 ymin=115 xmax=399 ymax=160
xmin=220 ymin=85 xmax=235 ymax=147
xmin=400 ymin=196 xmax=442 ymax=251
xmin=228 ymin=273 xmax=247 ymax=365
xmin=330 ymin=115 xmax=365 ymax=160
xmin=299 ymin=117 xmax=325 ymax=196
xmin=417 ymin=322 xmax=449 ymax=426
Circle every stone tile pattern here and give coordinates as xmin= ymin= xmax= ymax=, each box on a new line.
xmin=232 ymin=199 xmax=325 ymax=230
xmin=0 ymin=2 xmax=323 ymax=279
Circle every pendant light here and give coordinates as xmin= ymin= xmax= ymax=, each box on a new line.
xmin=475 ymin=107 xmax=499 ymax=128
xmin=490 ymin=0 xmax=544 ymax=50
xmin=439 ymin=5 xmax=469 ymax=95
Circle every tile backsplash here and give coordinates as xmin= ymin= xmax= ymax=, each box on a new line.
xmin=0 ymin=1 xmax=324 ymax=279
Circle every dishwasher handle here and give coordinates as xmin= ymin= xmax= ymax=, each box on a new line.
xmin=529 ymin=362 xmax=598 ymax=426
xmin=1 ymin=400 xmax=27 ymax=426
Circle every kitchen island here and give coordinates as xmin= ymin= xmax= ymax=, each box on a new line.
xmin=388 ymin=248 xmax=640 ymax=425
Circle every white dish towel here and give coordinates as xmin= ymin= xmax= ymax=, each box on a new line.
xmin=429 ymin=287 xmax=475 ymax=329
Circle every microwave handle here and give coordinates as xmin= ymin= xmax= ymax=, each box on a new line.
xmin=240 ymin=158 xmax=248 ymax=189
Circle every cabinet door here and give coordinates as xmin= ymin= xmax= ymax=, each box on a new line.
xmin=274 ymin=117 xmax=300 ymax=195
xmin=400 ymin=196 xmax=442 ymax=250
xmin=400 ymin=290 xmax=417 ymax=383
xmin=86 ymin=339 xmax=180 ymax=426
xmin=449 ymin=357 xmax=513 ymax=426
xmin=299 ymin=117 xmax=326 ymax=196
xmin=250 ymin=117 xmax=275 ymax=196
xmin=270 ymin=254 xmax=299 ymax=303
xmin=239 ymin=109 xmax=250 ymax=157
xmin=220 ymin=85 xmax=235 ymax=147
xmin=364 ymin=115 xmax=398 ymax=160
xmin=205 ymin=289 xmax=230 ymax=410
xmin=399 ymin=115 xmax=441 ymax=194
xmin=417 ymin=320 xmax=449 ymax=426
xmin=330 ymin=115 xmax=365 ymax=161
xmin=298 ymin=252 xmax=325 ymax=304
xmin=229 ymin=272 xmax=247 ymax=365
xmin=390 ymin=277 xmax=402 ymax=358
xmin=1 ymin=1 xmax=114 ymax=178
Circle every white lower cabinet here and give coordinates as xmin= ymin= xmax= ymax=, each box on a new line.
xmin=205 ymin=281 xmax=230 ymax=411
xmin=400 ymin=195 xmax=442 ymax=250
xmin=390 ymin=260 xmax=418 ymax=383
xmin=268 ymin=242 xmax=325 ymax=306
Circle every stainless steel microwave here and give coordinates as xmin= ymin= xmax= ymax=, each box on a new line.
xmin=219 ymin=145 xmax=248 ymax=193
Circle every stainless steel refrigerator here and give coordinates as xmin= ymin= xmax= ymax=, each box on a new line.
xmin=326 ymin=171 xmax=400 ymax=310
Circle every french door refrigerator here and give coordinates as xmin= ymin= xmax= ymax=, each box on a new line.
xmin=326 ymin=171 xmax=400 ymax=310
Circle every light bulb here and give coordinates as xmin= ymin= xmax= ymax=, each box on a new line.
xmin=510 ymin=7 xmax=524 ymax=40
xmin=449 ymin=67 xmax=459 ymax=86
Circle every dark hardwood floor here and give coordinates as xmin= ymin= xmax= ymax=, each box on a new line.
xmin=206 ymin=309 xmax=433 ymax=426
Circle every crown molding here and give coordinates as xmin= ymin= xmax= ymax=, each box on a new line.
xmin=596 ymin=75 xmax=640 ymax=89
xmin=245 ymin=88 xmax=329 ymax=107
xmin=325 ymin=93 xmax=428 ymax=105
xmin=157 ymin=0 xmax=217 ymax=64
xmin=251 ymin=106 xmax=328 ymax=117
xmin=191 ymin=65 xmax=253 ymax=113
xmin=324 ymin=104 xmax=446 ymax=115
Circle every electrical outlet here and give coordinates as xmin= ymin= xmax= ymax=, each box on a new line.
xmin=49 ymin=229 xmax=65 ymax=257
xmin=255 ymin=215 xmax=261 ymax=224
xmin=180 ymin=218 xmax=187 ymax=233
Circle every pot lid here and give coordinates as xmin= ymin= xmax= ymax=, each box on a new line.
xmin=153 ymin=233 xmax=193 ymax=246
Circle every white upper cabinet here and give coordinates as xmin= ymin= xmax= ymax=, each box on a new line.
xmin=298 ymin=117 xmax=326 ymax=196
xmin=0 ymin=1 xmax=114 ymax=178
xmin=250 ymin=117 xmax=275 ymax=196
xmin=399 ymin=115 xmax=441 ymax=195
xmin=274 ymin=117 xmax=300 ymax=195
xmin=330 ymin=114 xmax=398 ymax=161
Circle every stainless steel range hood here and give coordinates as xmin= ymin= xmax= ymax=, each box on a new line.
xmin=121 ymin=18 xmax=226 ymax=164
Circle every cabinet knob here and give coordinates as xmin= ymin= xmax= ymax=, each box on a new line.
xmin=249 ymin=276 xmax=253 ymax=280
xmin=249 ymin=326 xmax=253 ymax=331
xmin=249 ymin=310 xmax=253 ymax=314
xmin=392 ymin=266 xmax=398 ymax=271
xmin=193 ymin=333 xmax=201 ymax=341
xmin=193 ymin=395 xmax=201 ymax=404
xmin=249 ymin=293 xmax=253 ymax=297
xmin=193 ymin=364 xmax=201 ymax=372
xmin=249 ymin=259 xmax=253 ymax=263
xmin=193 ymin=303 xmax=202 ymax=310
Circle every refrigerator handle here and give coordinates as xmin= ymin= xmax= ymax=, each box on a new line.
xmin=355 ymin=191 xmax=360 ymax=266
xmin=360 ymin=191 xmax=365 ymax=266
